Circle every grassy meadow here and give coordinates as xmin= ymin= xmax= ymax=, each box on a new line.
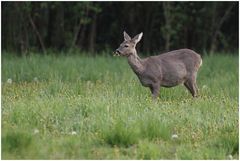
xmin=1 ymin=52 xmax=239 ymax=159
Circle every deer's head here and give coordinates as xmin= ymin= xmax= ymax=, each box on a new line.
xmin=114 ymin=31 xmax=143 ymax=57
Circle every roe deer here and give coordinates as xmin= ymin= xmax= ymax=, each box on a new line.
xmin=114 ymin=31 xmax=202 ymax=99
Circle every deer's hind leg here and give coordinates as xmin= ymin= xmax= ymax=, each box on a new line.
xmin=184 ymin=74 xmax=198 ymax=97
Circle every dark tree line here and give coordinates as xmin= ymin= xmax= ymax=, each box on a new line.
xmin=2 ymin=1 xmax=239 ymax=55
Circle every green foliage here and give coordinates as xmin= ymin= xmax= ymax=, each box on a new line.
xmin=1 ymin=52 xmax=239 ymax=159
xmin=2 ymin=131 xmax=33 ymax=153
xmin=140 ymin=118 xmax=172 ymax=141
xmin=101 ymin=120 xmax=140 ymax=147
xmin=137 ymin=140 xmax=160 ymax=159
xmin=2 ymin=2 xmax=238 ymax=54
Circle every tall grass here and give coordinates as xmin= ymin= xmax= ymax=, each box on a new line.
xmin=2 ymin=52 xmax=238 ymax=159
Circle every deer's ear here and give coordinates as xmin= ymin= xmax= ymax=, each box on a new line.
xmin=123 ymin=31 xmax=131 ymax=41
xmin=132 ymin=32 xmax=143 ymax=44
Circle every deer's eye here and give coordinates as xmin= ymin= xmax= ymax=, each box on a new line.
xmin=124 ymin=44 xmax=129 ymax=48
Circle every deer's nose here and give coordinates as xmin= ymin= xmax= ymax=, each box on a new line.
xmin=115 ymin=49 xmax=120 ymax=53
xmin=114 ymin=49 xmax=121 ymax=56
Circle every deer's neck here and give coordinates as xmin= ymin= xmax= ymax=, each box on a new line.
xmin=127 ymin=51 xmax=144 ymax=74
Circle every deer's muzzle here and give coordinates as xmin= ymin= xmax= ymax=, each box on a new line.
xmin=114 ymin=49 xmax=121 ymax=56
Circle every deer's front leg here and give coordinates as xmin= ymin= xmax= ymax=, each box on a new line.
xmin=150 ymin=83 xmax=160 ymax=100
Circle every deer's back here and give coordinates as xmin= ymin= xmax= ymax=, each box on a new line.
xmin=147 ymin=48 xmax=201 ymax=71
xmin=140 ymin=49 xmax=202 ymax=87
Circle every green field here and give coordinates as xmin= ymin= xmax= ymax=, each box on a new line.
xmin=1 ymin=52 xmax=239 ymax=159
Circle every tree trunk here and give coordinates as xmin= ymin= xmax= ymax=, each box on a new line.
xmin=163 ymin=2 xmax=172 ymax=51
xmin=78 ymin=24 xmax=87 ymax=50
xmin=71 ymin=20 xmax=82 ymax=49
xmin=143 ymin=3 xmax=151 ymax=53
xmin=28 ymin=14 xmax=46 ymax=53
xmin=210 ymin=4 xmax=234 ymax=53
xmin=88 ymin=14 xmax=97 ymax=53
xmin=46 ymin=3 xmax=65 ymax=50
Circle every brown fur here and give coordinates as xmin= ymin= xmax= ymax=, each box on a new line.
xmin=115 ymin=31 xmax=202 ymax=99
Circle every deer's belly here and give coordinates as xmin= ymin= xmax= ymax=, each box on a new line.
xmin=136 ymin=70 xmax=187 ymax=88
xmin=161 ymin=74 xmax=186 ymax=87
xmin=161 ymin=79 xmax=185 ymax=87
xmin=160 ymin=64 xmax=187 ymax=87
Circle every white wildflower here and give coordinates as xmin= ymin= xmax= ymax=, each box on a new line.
xmin=33 ymin=77 xmax=38 ymax=82
xmin=33 ymin=129 xmax=39 ymax=134
xmin=71 ymin=131 xmax=77 ymax=135
xmin=202 ymin=85 xmax=207 ymax=89
xmin=171 ymin=134 xmax=178 ymax=139
xmin=7 ymin=78 xmax=12 ymax=84
xmin=227 ymin=154 xmax=233 ymax=160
